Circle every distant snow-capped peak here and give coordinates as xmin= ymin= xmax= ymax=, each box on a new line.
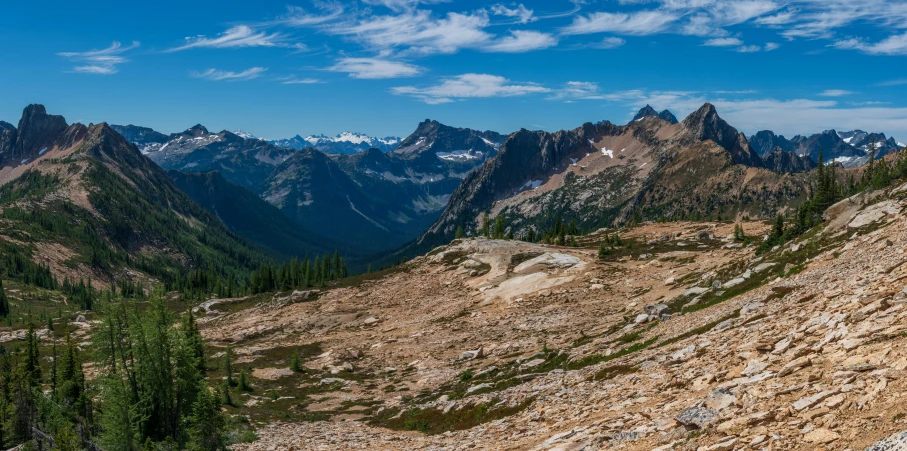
xmin=233 ymin=129 xmax=259 ymax=140
xmin=304 ymin=132 xmax=400 ymax=146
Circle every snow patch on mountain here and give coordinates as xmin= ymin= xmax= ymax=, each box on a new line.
xmin=305 ymin=132 xmax=400 ymax=147
xmin=436 ymin=150 xmax=483 ymax=162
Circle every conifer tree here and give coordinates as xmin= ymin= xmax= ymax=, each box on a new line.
xmin=186 ymin=386 xmax=227 ymax=451
xmin=0 ymin=279 xmax=8 ymax=318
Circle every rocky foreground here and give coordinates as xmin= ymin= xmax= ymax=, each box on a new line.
xmin=205 ymin=187 xmax=907 ymax=451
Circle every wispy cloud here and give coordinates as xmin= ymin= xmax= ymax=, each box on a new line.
xmin=736 ymin=45 xmax=762 ymax=52
xmin=704 ymin=37 xmax=744 ymax=47
xmin=819 ymin=89 xmax=855 ymax=97
xmin=490 ymin=4 xmax=536 ymax=24
xmin=169 ymin=25 xmax=287 ymax=51
xmin=190 ymin=67 xmax=267 ymax=81
xmin=764 ymin=42 xmax=780 ymax=51
xmin=392 ymin=73 xmax=550 ymax=104
xmin=278 ymin=76 xmax=323 ymax=84
xmin=562 ymin=11 xmax=679 ymax=36
xmin=548 ymin=81 xmax=606 ymax=101
xmin=878 ymin=78 xmax=907 ymax=87
xmin=590 ymin=37 xmax=626 ymax=49
xmin=57 ymin=41 xmax=140 ymax=75
xmin=833 ymin=32 xmax=907 ymax=55
xmin=482 ymin=30 xmax=558 ymax=53
xmin=327 ymin=10 xmax=493 ymax=55
xmin=327 ymin=57 xmax=423 ymax=79
xmin=272 ymin=3 xmax=346 ymax=27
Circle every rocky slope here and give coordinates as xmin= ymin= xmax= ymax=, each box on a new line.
xmin=168 ymin=170 xmax=356 ymax=261
xmin=416 ymin=104 xmax=810 ymax=252
xmin=0 ymin=105 xmax=267 ymax=288
xmin=202 ymin=179 xmax=907 ymax=451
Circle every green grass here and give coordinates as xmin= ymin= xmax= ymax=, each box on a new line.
xmin=369 ymin=397 xmax=534 ymax=435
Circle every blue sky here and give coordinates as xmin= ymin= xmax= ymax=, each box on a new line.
xmin=2 ymin=0 xmax=907 ymax=141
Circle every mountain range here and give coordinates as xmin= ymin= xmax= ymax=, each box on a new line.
xmin=748 ymin=129 xmax=901 ymax=167
xmin=0 ymin=105 xmax=270 ymax=289
xmin=270 ymin=132 xmax=401 ymax=154
xmin=10 ymin=103 xmax=904 ymax=271
xmin=415 ymin=103 xmax=826 ymax=251
xmin=112 ymin=119 xmax=503 ymax=253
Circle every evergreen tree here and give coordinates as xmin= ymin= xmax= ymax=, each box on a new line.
xmin=0 ymin=280 xmax=8 ymax=318
xmin=290 ymin=355 xmax=302 ymax=373
xmin=186 ymin=386 xmax=227 ymax=451
xmin=493 ymin=215 xmax=505 ymax=239
xmin=454 ymin=226 xmax=464 ymax=239
xmin=224 ymin=346 xmax=235 ymax=387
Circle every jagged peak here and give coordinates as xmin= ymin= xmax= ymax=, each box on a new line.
xmin=0 ymin=121 xmax=15 ymax=132
xmin=632 ymin=105 xmax=678 ymax=124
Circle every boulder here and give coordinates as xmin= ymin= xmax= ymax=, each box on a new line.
xmin=676 ymin=407 xmax=720 ymax=429
xmin=865 ymin=431 xmax=907 ymax=451
xmin=644 ymin=304 xmax=669 ymax=316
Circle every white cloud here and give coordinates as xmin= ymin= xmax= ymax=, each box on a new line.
xmin=490 ymin=4 xmax=536 ymax=24
xmin=549 ymin=81 xmax=606 ymax=101
xmin=278 ymin=76 xmax=323 ymax=84
xmin=591 ymin=37 xmax=627 ymax=49
xmin=879 ymin=79 xmax=907 ymax=87
xmin=483 ymin=30 xmax=558 ymax=52
xmin=736 ymin=44 xmax=762 ymax=52
xmin=274 ymin=4 xmax=345 ymax=26
xmin=833 ymin=32 xmax=907 ymax=55
xmin=190 ymin=67 xmax=267 ymax=81
xmin=327 ymin=57 xmax=423 ymax=79
xmin=392 ymin=73 xmax=550 ymax=104
xmin=57 ymin=41 xmax=139 ymax=75
xmin=819 ymin=89 xmax=854 ymax=97
xmin=704 ymin=37 xmax=743 ymax=46
xmin=764 ymin=42 xmax=780 ymax=51
xmin=562 ymin=11 xmax=680 ymax=35
xmin=754 ymin=10 xmax=796 ymax=25
xmin=328 ymin=10 xmax=492 ymax=55
xmin=170 ymin=25 xmax=286 ymax=51
xmin=711 ymin=0 xmax=780 ymax=26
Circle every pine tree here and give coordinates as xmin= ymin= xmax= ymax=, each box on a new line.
xmin=186 ymin=385 xmax=227 ymax=451
xmin=454 ymin=226 xmax=464 ymax=239
xmin=598 ymin=242 xmax=610 ymax=259
xmin=493 ymin=215 xmax=505 ymax=239
xmin=0 ymin=279 xmax=8 ymax=318
xmin=238 ymin=370 xmax=252 ymax=392
xmin=290 ymin=355 xmax=302 ymax=373
xmin=220 ymin=382 xmax=232 ymax=407
xmin=224 ymin=346 xmax=235 ymax=387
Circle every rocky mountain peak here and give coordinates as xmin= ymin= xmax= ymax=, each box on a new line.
xmin=183 ymin=124 xmax=209 ymax=137
xmin=15 ymin=104 xmax=68 ymax=159
xmin=632 ymin=105 xmax=679 ymax=124
xmin=682 ymin=103 xmax=762 ymax=167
